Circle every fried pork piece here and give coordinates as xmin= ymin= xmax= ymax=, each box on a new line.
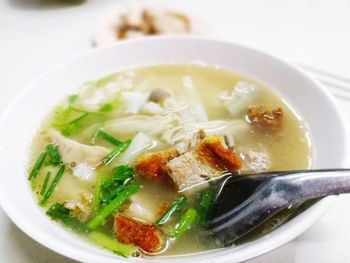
xmin=115 ymin=215 xmax=162 ymax=253
xmin=167 ymin=135 xmax=241 ymax=192
xmin=134 ymin=148 xmax=179 ymax=180
xmin=247 ymin=106 xmax=283 ymax=127
xmin=195 ymin=136 xmax=242 ymax=171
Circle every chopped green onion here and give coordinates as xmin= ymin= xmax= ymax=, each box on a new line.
xmin=68 ymin=94 xmax=78 ymax=104
xmin=169 ymin=208 xmax=197 ymax=240
xmin=156 ymin=196 xmax=187 ymax=225
xmin=61 ymin=112 xmax=90 ymax=136
xmin=87 ymin=183 xmax=139 ymax=230
xmin=46 ymin=144 xmax=62 ymax=165
xmin=90 ymin=126 xmax=102 ymax=145
xmin=40 ymin=165 xmax=65 ymax=206
xmin=197 ymin=191 xmax=214 ymax=225
xmin=87 ymin=232 xmax=136 ymax=257
xmin=40 ymin=171 xmax=51 ymax=196
xmin=91 ymin=173 xmax=103 ymax=216
xmin=97 ymin=130 xmax=122 ymax=146
xmin=70 ymin=112 xmax=89 ymax=123
xmin=28 ymin=152 xmax=47 ymax=181
xmin=46 ymin=203 xmax=88 ymax=233
xmin=102 ymin=140 xmax=131 ymax=165
xmin=99 ymin=103 xmax=113 ymax=112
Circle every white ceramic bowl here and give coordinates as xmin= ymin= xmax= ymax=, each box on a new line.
xmin=0 ymin=37 xmax=348 ymax=263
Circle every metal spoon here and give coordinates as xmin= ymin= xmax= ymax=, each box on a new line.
xmin=206 ymin=169 xmax=350 ymax=246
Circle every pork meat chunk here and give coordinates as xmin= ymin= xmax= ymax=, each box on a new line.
xmin=166 ymin=152 xmax=213 ymax=192
xmin=166 ymin=135 xmax=242 ymax=192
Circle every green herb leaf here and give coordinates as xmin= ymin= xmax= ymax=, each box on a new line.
xmin=97 ymin=165 xmax=135 ymax=206
xmin=51 ymin=106 xmax=73 ymax=130
xmin=101 ymin=165 xmax=134 ymax=188
xmin=46 ymin=203 xmax=88 ymax=233
xmin=87 ymin=183 xmax=139 ymax=230
xmin=100 ymin=185 xmax=125 ymax=205
xmin=46 ymin=144 xmax=62 ymax=165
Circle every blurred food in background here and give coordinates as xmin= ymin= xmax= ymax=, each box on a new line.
xmin=93 ymin=4 xmax=208 ymax=46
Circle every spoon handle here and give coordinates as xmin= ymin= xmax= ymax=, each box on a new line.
xmin=208 ymin=169 xmax=350 ymax=245
xmin=276 ymin=168 xmax=350 ymax=202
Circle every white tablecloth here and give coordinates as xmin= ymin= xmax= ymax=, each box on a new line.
xmin=1 ymin=0 xmax=350 ymax=262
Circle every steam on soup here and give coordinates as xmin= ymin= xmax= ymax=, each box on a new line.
xmin=28 ymin=64 xmax=310 ymax=257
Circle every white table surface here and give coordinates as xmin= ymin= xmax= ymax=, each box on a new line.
xmin=1 ymin=0 xmax=350 ymax=262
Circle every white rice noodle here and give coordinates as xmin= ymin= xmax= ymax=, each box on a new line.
xmin=48 ymin=129 xmax=109 ymax=168
xmin=103 ymin=114 xmax=180 ymax=139
xmin=178 ymin=76 xmax=208 ymax=122
xmin=117 ymin=132 xmax=159 ymax=165
xmin=104 ymin=115 xmax=248 ymax=146
xmin=161 ymin=119 xmax=249 ymax=145
xmin=220 ymin=81 xmax=258 ymax=117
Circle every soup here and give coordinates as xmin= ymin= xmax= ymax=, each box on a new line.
xmin=28 ymin=64 xmax=311 ymax=257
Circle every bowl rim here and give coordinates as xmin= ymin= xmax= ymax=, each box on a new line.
xmin=0 ymin=36 xmax=348 ymax=263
